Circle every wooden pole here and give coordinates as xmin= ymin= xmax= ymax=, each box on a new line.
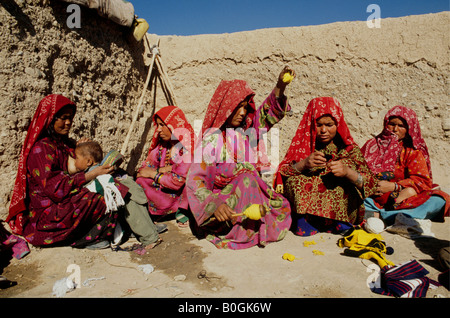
xmin=155 ymin=55 xmax=178 ymax=106
xmin=120 ymin=44 xmax=158 ymax=155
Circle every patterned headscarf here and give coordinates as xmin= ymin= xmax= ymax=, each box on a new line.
xmin=7 ymin=94 xmax=76 ymax=234
xmin=201 ymin=80 xmax=256 ymax=135
xmin=361 ymin=105 xmax=431 ymax=176
xmin=274 ymin=97 xmax=355 ymax=189
xmin=149 ymin=105 xmax=196 ymax=156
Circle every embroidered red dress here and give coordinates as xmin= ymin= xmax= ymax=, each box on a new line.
xmin=274 ymin=97 xmax=377 ymax=232
xmin=7 ymin=95 xmax=119 ymax=247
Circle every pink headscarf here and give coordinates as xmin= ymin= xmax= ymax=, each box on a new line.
xmin=201 ymin=80 xmax=256 ymax=135
xmin=361 ymin=105 xmax=431 ymax=177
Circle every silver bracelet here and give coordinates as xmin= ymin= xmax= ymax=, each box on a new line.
xmin=354 ymin=173 xmax=363 ymax=187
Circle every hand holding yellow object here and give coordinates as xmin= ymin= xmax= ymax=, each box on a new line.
xmin=210 ymin=204 xmax=266 ymax=222
xmin=282 ymin=72 xmax=294 ymax=84
xmin=232 ymin=204 xmax=266 ymax=220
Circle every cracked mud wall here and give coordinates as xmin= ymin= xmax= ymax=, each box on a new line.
xmin=0 ymin=1 xmax=449 ymax=220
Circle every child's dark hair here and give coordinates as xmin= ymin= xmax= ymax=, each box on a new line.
xmin=76 ymin=141 xmax=103 ymax=163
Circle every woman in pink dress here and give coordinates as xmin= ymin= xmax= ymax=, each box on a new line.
xmin=186 ymin=67 xmax=294 ymax=249
xmin=136 ymin=106 xmax=196 ymax=227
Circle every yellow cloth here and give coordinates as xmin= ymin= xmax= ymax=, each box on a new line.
xmin=338 ymin=227 xmax=394 ymax=268
xmin=282 ymin=253 xmax=296 ymax=262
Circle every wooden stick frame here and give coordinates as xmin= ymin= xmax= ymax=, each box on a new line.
xmin=120 ymin=37 xmax=178 ymax=156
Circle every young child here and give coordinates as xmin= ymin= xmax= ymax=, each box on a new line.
xmin=68 ymin=141 xmax=103 ymax=175
xmin=68 ymin=141 xmax=165 ymax=252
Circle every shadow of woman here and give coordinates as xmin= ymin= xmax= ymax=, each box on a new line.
xmin=414 ymin=236 xmax=449 ymax=271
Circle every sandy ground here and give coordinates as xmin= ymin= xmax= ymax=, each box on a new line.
xmin=1 ymin=213 xmax=449 ymax=307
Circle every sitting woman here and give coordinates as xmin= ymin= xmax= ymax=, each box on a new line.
xmin=361 ymin=105 xmax=449 ymax=223
xmin=136 ymin=106 xmax=195 ymax=228
xmin=274 ymin=97 xmax=377 ymax=236
xmin=6 ymin=94 xmax=120 ymax=249
xmin=185 ymin=67 xmax=293 ymax=250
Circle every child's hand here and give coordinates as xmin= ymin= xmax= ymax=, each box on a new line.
xmin=85 ymin=164 xmax=114 ymax=182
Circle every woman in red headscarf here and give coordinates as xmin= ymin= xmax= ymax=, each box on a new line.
xmin=186 ymin=67 xmax=293 ymax=250
xmin=136 ymin=106 xmax=196 ymax=227
xmin=7 ymin=95 xmax=119 ymax=249
xmin=361 ymin=105 xmax=449 ymax=222
xmin=274 ymin=97 xmax=377 ymax=236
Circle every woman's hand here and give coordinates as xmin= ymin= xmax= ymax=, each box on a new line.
xmin=275 ymin=66 xmax=296 ymax=97
xmin=213 ymin=203 xmax=234 ymax=222
xmin=159 ymin=165 xmax=172 ymax=174
xmin=277 ymin=66 xmax=296 ymax=85
xmin=304 ymin=151 xmax=327 ymax=169
xmin=292 ymin=151 xmax=327 ymax=172
xmin=77 ymin=137 xmax=92 ymax=145
xmin=329 ymin=160 xmax=365 ymax=189
xmin=375 ymin=180 xmax=396 ymax=196
xmin=136 ymin=167 xmax=158 ymax=179
xmin=85 ymin=164 xmax=114 ymax=182
xmin=328 ymin=160 xmax=349 ymax=177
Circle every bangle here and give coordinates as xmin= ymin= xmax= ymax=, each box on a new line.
xmin=157 ymin=173 xmax=163 ymax=184
xmin=290 ymin=161 xmax=301 ymax=173
xmin=353 ymin=173 xmax=363 ymax=187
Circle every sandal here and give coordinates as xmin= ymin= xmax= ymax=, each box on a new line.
xmin=134 ymin=238 xmax=163 ymax=255
xmin=177 ymin=221 xmax=189 ymax=228
xmin=175 ymin=209 xmax=189 ymax=228
xmin=111 ymin=238 xmax=162 ymax=255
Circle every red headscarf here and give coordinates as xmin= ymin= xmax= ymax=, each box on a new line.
xmin=148 ymin=105 xmax=196 ymax=157
xmin=361 ymin=105 xmax=431 ymax=177
xmin=274 ymin=97 xmax=355 ymax=189
xmin=201 ymin=80 xmax=256 ymax=135
xmin=7 ymin=94 xmax=76 ymax=234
